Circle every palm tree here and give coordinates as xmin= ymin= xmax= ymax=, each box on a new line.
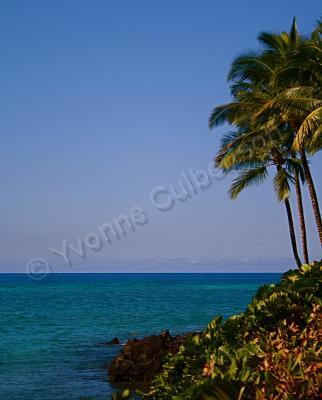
xmin=216 ymin=128 xmax=302 ymax=268
xmin=209 ymin=72 xmax=310 ymax=264
xmin=252 ymin=20 xmax=322 ymax=244
xmin=209 ymin=19 xmax=321 ymax=255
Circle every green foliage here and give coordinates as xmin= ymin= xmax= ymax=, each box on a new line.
xmin=143 ymin=260 xmax=322 ymax=400
xmin=111 ymin=389 xmax=132 ymax=400
xmin=209 ymin=17 xmax=322 ymax=193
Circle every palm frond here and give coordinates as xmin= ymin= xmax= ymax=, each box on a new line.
xmin=284 ymin=157 xmax=305 ymax=183
xmin=215 ymin=128 xmax=265 ymax=168
xmin=229 ymin=167 xmax=268 ymax=199
xmin=228 ymin=53 xmax=275 ymax=82
xmin=293 ymin=106 xmax=322 ymax=150
xmin=208 ymin=102 xmax=241 ymax=128
xmin=273 ymin=168 xmax=294 ymax=201
xmin=289 ymin=17 xmax=299 ymax=44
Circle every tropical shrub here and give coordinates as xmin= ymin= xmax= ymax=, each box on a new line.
xmin=144 ymin=260 xmax=322 ymax=399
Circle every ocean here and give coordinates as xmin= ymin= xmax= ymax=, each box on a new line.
xmin=0 ymin=273 xmax=281 ymax=400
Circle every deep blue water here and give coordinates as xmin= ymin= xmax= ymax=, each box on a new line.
xmin=0 ymin=273 xmax=281 ymax=400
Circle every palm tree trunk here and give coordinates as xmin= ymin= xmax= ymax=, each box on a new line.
xmin=294 ymin=171 xmax=309 ymax=264
xmin=300 ymin=148 xmax=322 ymax=246
xmin=284 ymin=198 xmax=302 ymax=268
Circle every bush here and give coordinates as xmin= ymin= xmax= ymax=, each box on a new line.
xmin=144 ymin=260 xmax=322 ymax=400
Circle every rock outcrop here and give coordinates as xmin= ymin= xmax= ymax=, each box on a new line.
xmin=96 ymin=337 xmax=120 ymax=346
xmin=108 ymin=330 xmax=189 ymax=384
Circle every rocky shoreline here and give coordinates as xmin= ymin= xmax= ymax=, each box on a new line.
xmin=108 ymin=330 xmax=192 ymax=387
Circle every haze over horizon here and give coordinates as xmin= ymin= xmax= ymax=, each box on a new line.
xmin=1 ymin=0 xmax=321 ymax=273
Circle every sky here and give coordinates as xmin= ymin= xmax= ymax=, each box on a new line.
xmin=0 ymin=0 xmax=321 ymax=273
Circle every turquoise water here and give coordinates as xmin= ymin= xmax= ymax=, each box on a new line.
xmin=0 ymin=273 xmax=280 ymax=400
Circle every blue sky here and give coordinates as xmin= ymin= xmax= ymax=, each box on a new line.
xmin=0 ymin=0 xmax=321 ymax=272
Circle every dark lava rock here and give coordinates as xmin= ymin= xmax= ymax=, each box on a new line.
xmin=109 ymin=337 xmax=120 ymax=345
xmin=108 ymin=330 xmax=190 ymax=385
xmin=96 ymin=337 xmax=120 ymax=346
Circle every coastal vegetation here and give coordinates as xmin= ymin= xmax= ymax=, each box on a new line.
xmin=110 ymin=18 xmax=322 ymax=400
xmin=110 ymin=260 xmax=322 ymax=399
xmin=143 ymin=260 xmax=321 ymax=400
